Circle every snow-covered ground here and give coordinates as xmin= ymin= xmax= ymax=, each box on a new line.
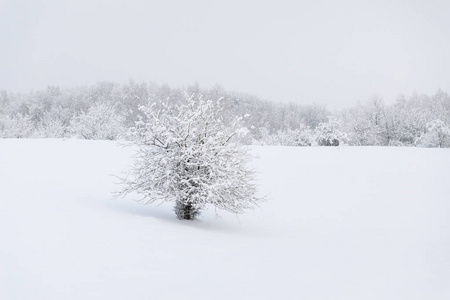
xmin=1 ymin=139 xmax=449 ymax=299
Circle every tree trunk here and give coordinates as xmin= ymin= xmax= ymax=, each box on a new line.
xmin=175 ymin=200 xmax=200 ymax=220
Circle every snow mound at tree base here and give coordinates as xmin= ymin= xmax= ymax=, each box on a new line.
xmin=0 ymin=139 xmax=449 ymax=300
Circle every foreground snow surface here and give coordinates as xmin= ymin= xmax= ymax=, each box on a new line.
xmin=1 ymin=139 xmax=449 ymax=300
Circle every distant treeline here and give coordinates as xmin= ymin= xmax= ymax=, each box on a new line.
xmin=0 ymin=81 xmax=449 ymax=147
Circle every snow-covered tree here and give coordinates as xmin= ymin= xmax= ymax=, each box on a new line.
xmin=0 ymin=113 xmax=35 ymax=138
xmin=389 ymin=94 xmax=429 ymax=146
xmin=314 ymin=116 xmax=348 ymax=146
xmin=258 ymin=126 xmax=313 ymax=146
xmin=120 ymin=94 xmax=260 ymax=220
xmin=36 ymin=115 xmax=67 ymax=138
xmin=70 ymin=102 xmax=125 ymax=140
xmin=341 ymin=97 xmax=389 ymax=146
xmin=416 ymin=119 xmax=450 ymax=148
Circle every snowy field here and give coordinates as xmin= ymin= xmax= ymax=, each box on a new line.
xmin=1 ymin=139 xmax=449 ymax=300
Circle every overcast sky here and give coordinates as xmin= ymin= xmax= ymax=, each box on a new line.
xmin=1 ymin=0 xmax=449 ymax=109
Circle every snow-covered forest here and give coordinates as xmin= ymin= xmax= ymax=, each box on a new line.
xmin=1 ymin=81 xmax=449 ymax=147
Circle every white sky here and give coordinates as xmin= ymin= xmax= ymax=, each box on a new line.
xmin=1 ymin=0 xmax=449 ymax=109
